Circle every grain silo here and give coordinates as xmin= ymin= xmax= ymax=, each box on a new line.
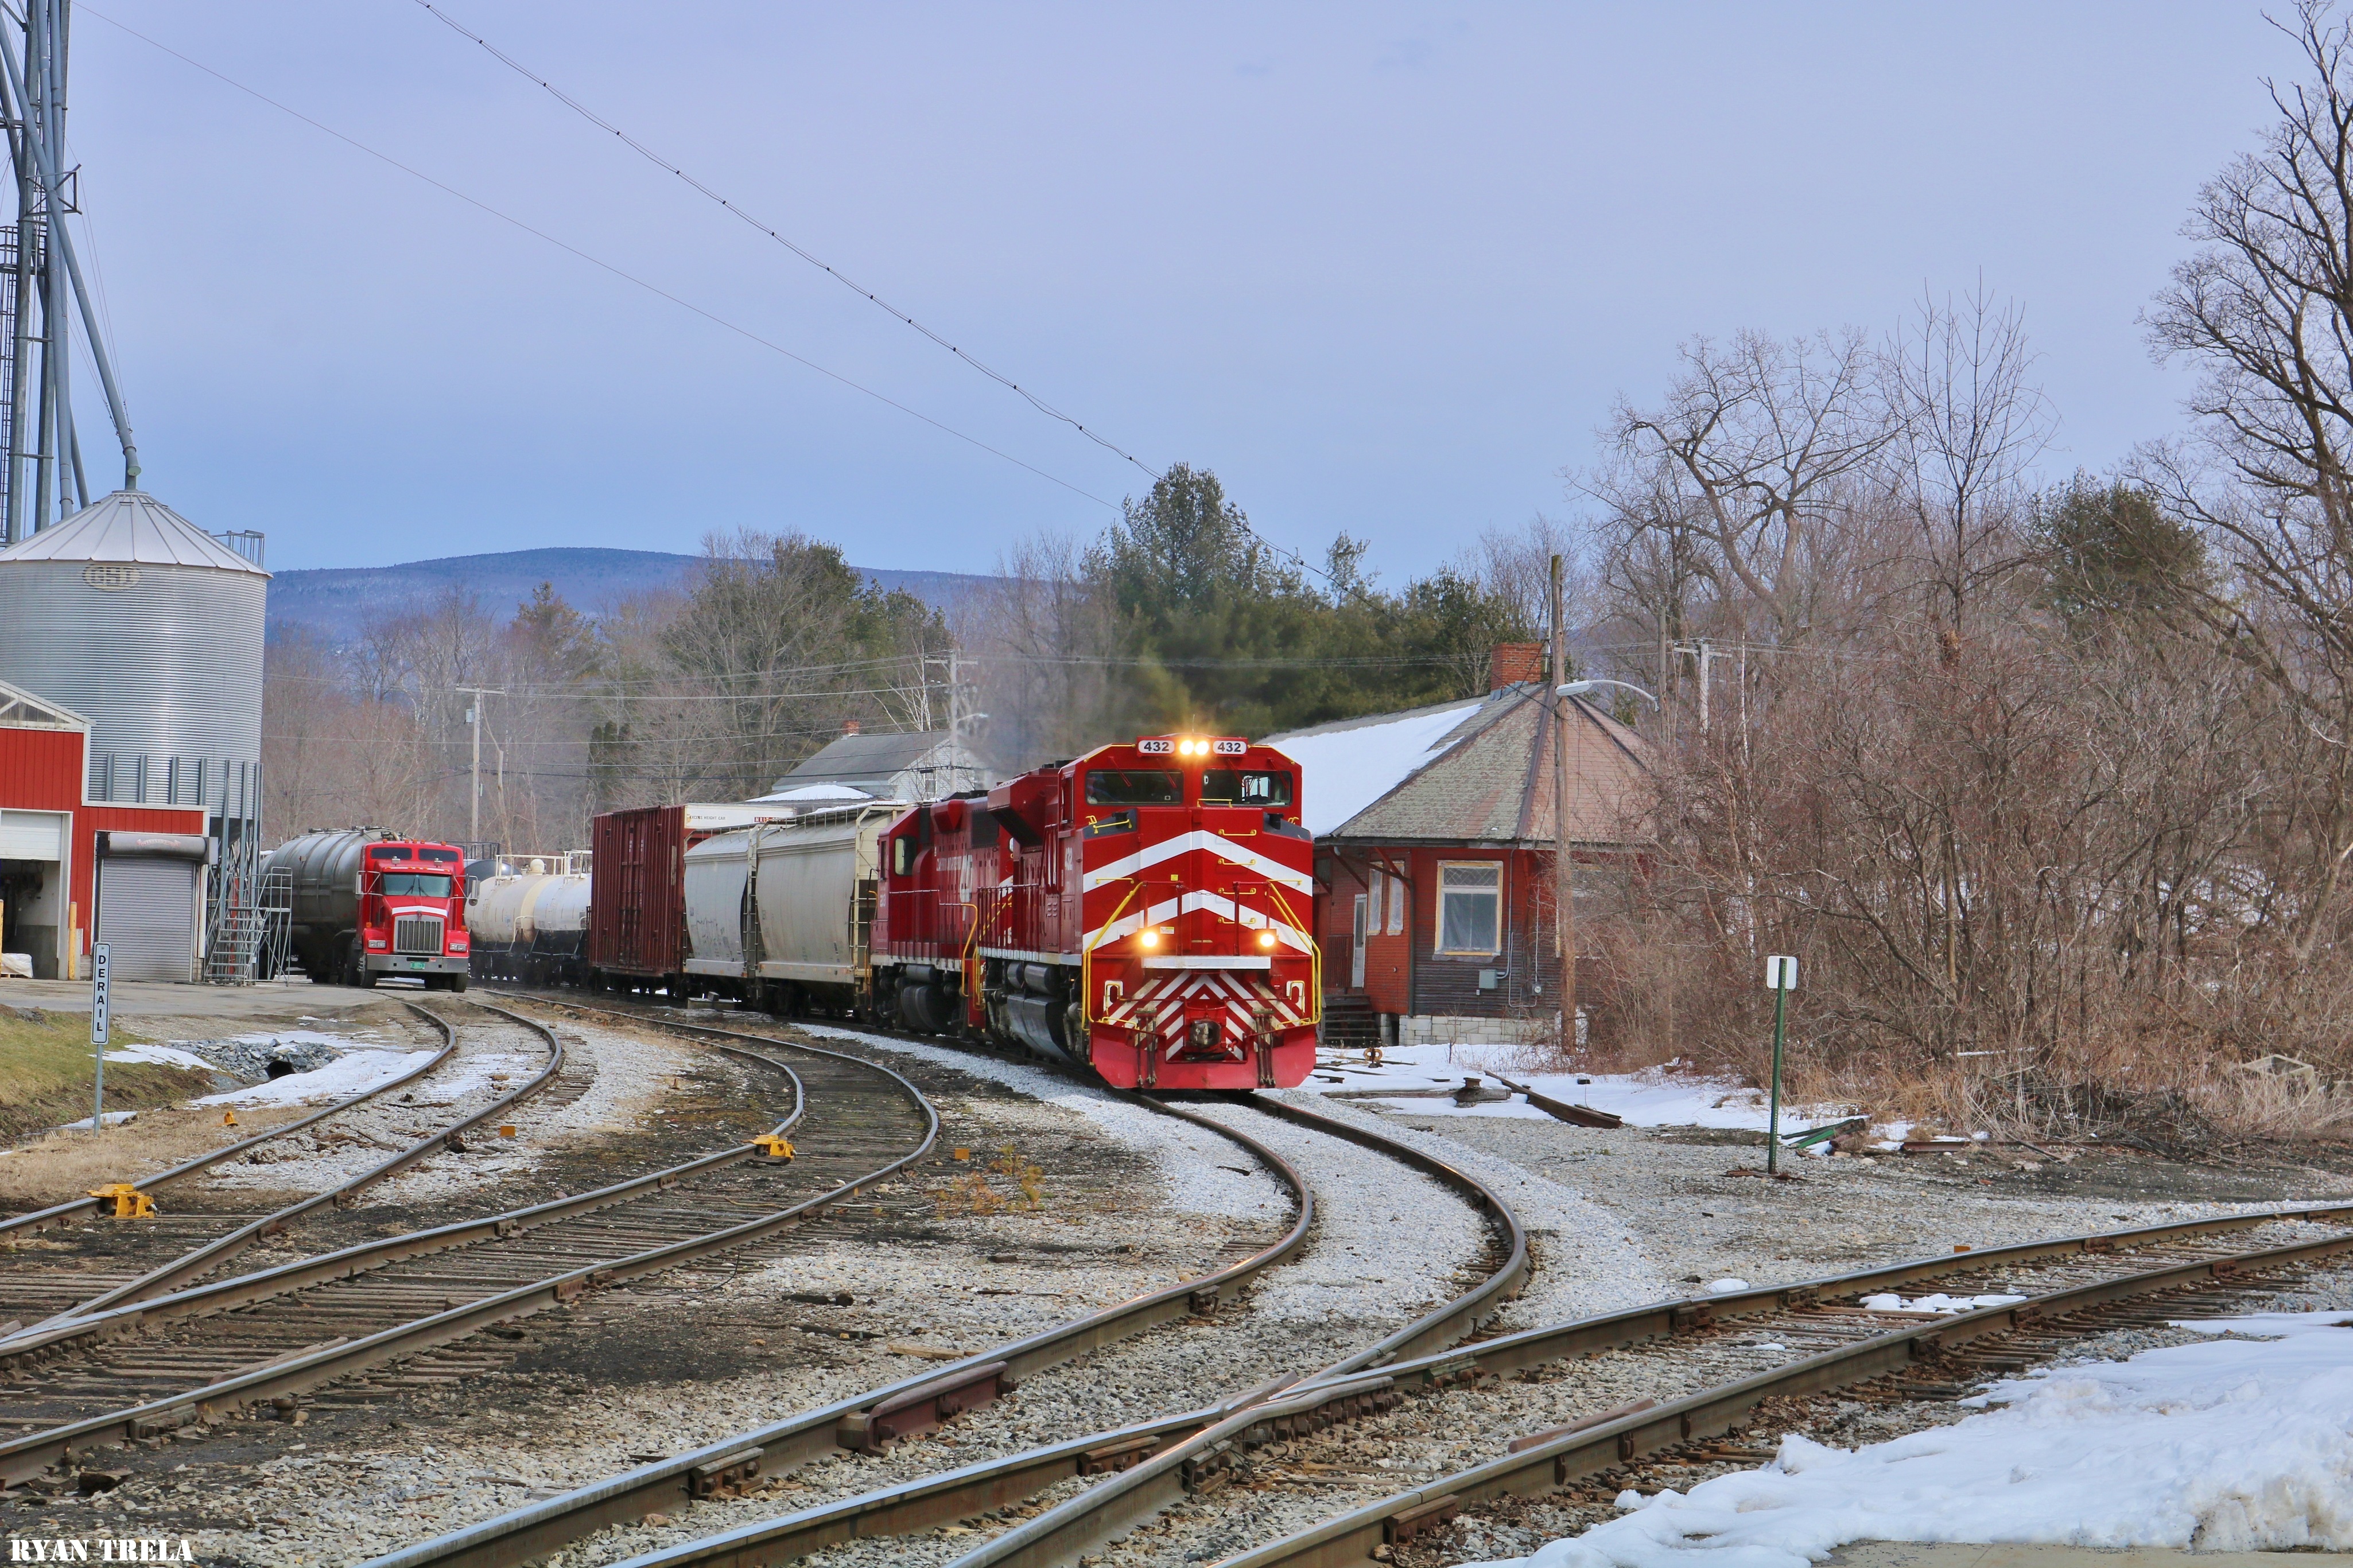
xmin=0 ymin=488 xmax=266 ymax=815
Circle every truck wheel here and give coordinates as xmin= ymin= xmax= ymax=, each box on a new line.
xmin=450 ymin=972 xmax=469 ymax=993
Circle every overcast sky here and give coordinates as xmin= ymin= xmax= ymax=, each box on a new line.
xmin=53 ymin=3 xmax=2303 ymax=575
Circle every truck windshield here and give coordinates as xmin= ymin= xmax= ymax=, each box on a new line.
xmin=378 ymin=873 xmax=453 ymax=897
xmin=1087 ymin=769 xmax=1182 ymax=805
xmin=1201 ymin=769 xmax=1293 ymax=807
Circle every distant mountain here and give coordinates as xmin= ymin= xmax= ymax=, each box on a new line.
xmin=266 ymin=546 xmax=995 ymax=644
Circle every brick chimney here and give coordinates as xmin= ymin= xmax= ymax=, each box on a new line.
xmin=842 ymin=719 xmax=861 ymax=736
xmin=1489 ymin=643 xmax=1544 ymax=692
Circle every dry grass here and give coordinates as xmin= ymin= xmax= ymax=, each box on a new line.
xmin=0 ymin=1103 xmax=312 ymax=1210
xmin=0 ymin=1007 xmax=228 ymax=1146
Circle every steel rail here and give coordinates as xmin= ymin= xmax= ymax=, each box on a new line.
xmin=608 ymin=1200 xmax=2353 ymax=1568
xmin=932 ymin=1096 xmax=1530 ymax=1568
xmin=0 ymin=1021 xmax=912 ymax=1485
xmin=369 ymin=1010 xmax=1528 ymax=1568
xmin=1216 ymin=1212 xmax=2353 ymax=1568
xmin=0 ymin=1049 xmax=804 ymax=1376
xmin=356 ymin=999 xmax=1335 ymax=1568
xmin=33 ymin=999 xmax=567 ymax=1328
xmin=0 ymin=999 xmax=463 ymax=1239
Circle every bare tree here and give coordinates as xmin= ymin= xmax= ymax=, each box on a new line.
xmin=1595 ymin=329 xmax=1896 ymax=644
xmin=2139 ymin=0 xmax=2353 ymax=959
xmin=1884 ymin=282 xmax=2055 ymax=630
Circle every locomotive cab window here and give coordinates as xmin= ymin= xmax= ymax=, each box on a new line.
xmin=1201 ymin=769 xmax=1292 ymax=807
xmin=891 ymin=835 xmax=914 ymax=877
xmin=378 ymin=872 xmax=453 ymax=898
xmin=1436 ymin=861 xmax=1501 ymax=956
xmin=1086 ymin=769 xmax=1182 ymax=805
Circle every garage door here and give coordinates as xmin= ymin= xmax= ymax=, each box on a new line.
xmin=0 ymin=810 xmax=63 ymax=861
xmin=99 ymin=855 xmax=199 ymax=983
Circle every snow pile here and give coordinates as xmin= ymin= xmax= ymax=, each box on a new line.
xmin=1859 ymin=1291 xmax=2027 ymax=1314
xmin=101 ymin=1042 xmax=216 ymax=1070
xmin=1306 ymin=1045 xmax=1848 ymax=1131
xmin=1464 ymin=1310 xmax=2353 ymax=1568
xmin=170 ymin=1030 xmax=362 ymax=1081
xmin=192 ymin=1049 xmax=434 ymax=1107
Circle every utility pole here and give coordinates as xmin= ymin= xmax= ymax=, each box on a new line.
xmin=455 ymin=687 xmax=502 ymax=842
xmin=1551 ymin=554 xmax=1575 ymax=1057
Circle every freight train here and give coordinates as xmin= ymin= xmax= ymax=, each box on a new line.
xmin=259 ymin=828 xmax=473 ymax=989
xmin=451 ymin=736 xmax=1323 ymax=1091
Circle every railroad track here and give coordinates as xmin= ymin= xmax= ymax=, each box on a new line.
xmin=0 ymin=1003 xmax=942 ymax=1486
xmin=453 ymin=1205 xmax=2353 ymax=1568
xmin=0 ymin=1000 xmax=505 ymax=1326
xmin=0 ymin=996 xmax=462 ymax=1247
xmin=355 ymin=996 xmax=1530 ymax=1568
xmin=24 ymin=999 xmax=568 ymax=1331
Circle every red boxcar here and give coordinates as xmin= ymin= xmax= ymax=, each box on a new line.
xmin=873 ymin=734 xmax=1321 ymax=1091
xmin=587 ymin=803 xmax=793 ymax=987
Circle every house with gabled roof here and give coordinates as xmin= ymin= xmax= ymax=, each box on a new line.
xmin=1263 ymin=645 xmax=1652 ymax=1048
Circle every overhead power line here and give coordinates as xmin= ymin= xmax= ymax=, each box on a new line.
xmin=401 ymin=1 xmax=1337 ymax=588
xmin=410 ymin=0 xmax=1162 ymax=487
xmin=76 ymin=4 xmax=1117 ymax=509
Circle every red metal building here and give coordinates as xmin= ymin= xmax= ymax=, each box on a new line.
xmin=0 ymin=678 xmax=209 ymax=981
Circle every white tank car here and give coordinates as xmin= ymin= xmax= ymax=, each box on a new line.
xmin=465 ymin=858 xmax=591 ymax=984
xmin=682 ymin=802 xmax=900 ymax=1013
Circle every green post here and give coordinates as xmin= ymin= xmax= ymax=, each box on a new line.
xmin=1765 ymin=978 xmax=1787 ymax=1175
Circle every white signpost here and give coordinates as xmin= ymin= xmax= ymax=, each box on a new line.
xmin=1765 ymin=955 xmax=1796 ymax=1174
xmin=90 ymin=942 xmax=110 ymax=1134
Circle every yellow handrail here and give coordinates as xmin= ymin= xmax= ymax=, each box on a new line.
xmin=1265 ymin=881 xmax=1323 ymax=1028
xmin=1080 ymin=880 xmax=1146 ymax=1029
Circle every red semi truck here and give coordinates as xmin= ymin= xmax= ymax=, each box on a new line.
xmin=261 ymin=828 xmax=472 ymax=989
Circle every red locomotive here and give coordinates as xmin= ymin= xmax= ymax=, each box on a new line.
xmin=875 ymin=734 xmax=1321 ymax=1090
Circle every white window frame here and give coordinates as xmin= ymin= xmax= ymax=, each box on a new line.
xmin=1435 ymin=859 xmax=1501 ymax=957
xmin=1385 ymin=867 xmax=1405 ymax=934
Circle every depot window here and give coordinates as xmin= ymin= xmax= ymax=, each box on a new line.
xmin=378 ymin=872 xmax=453 ymax=897
xmin=1086 ymin=769 xmax=1182 ymax=806
xmin=1436 ymin=861 xmax=1500 ymax=956
xmin=1200 ymin=769 xmax=1293 ymax=807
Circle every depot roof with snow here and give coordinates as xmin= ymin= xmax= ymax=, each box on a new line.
xmin=1265 ymin=682 xmax=1649 ymax=847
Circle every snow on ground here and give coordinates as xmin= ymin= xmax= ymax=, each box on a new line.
xmin=793 ymin=1023 xmax=1289 ymax=1220
xmin=192 ymin=1049 xmax=437 ymax=1107
xmin=1465 ymin=1310 xmax=2353 ymax=1567
xmin=1858 ymin=1291 xmax=2028 ymax=1314
xmin=101 ymin=1042 xmax=216 ymax=1069
xmin=1304 ymin=1044 xmax=1850 ymax=1133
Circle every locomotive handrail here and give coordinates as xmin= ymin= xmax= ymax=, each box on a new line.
xmin=1080 ymin=878 xmax=1147 ymax=1029
xmin=1265 ymin=880 xmax=1323 ymax=1028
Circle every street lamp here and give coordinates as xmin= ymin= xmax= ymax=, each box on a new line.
xmin=1556 ymin=678 xmax=1660 ymax=706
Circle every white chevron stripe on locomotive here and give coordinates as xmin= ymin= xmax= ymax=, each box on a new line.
xmin=1087 ymin=892 xmax=1311 ymax=953
xmin=1080 ymin=830 xmax=1314 ymax=895
xmin=1102 ymin=969 xmax=1306 ymax=1058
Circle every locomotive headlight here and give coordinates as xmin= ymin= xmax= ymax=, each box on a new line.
xmin=1257 ymin=929 xmax=1278 ymax=950
xmin=1140 ymin=929 xmax=1160 ymax=948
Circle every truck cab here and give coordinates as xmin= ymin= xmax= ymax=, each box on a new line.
xmin=355 ymin=840 xmax=471 ymax=990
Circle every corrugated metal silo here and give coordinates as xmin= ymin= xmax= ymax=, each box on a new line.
xmin=0 ymin=489 xmax=266 ymax=808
